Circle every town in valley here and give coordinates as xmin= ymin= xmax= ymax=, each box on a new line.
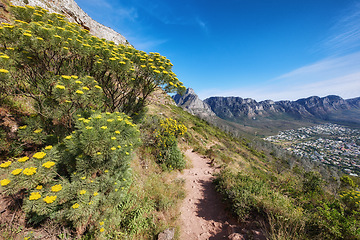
xmin=265 ymin=124 xmax=360 ymax=176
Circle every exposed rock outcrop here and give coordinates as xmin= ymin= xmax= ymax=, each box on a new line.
xmin=10 ymin=0 xmax=127 ymax=45
xmin=172 ymin=88 xmax=216 ymax=119
xmin=204 ymin=95 xmax=360 ymax=121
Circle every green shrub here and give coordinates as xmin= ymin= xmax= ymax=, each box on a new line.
xmin=1 ymin=111 xmax=141 ymax=238
xmin=0 ymin=5 xmax=186 ymax=118
xmin=154 ymin=118 xmax=187 ymax=170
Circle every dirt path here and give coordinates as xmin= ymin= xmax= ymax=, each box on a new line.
xmin=178 ymin=149 xmax=235 ymax=240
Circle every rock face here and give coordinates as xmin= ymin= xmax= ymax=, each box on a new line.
xmin=172 ymin=88 xmax=216 ymax=119
xmin=10 ymin=0 xmax=127 ymax=45
xmin=204 ymin=95 xmax=360 ymax=121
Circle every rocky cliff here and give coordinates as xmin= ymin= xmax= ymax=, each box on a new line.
xmin=9 ymin=0 xmax=127 ymax=45
xmin=172 ymin=88 xmax=216 ymax=119
xmin=204 ymin=95 xmax=360 ymax=123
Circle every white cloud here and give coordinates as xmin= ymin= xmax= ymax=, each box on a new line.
xmin=321 ymin=1 xmax=360 ymax=54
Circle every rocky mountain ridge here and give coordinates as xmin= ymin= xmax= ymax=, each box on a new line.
xmin=172 ymin=88 xmax=216 ymax=119
xmin=173 ymin=88 xmax=360 ymax=133
xmin=204 ymin=95 xmax=360 ymax=120
xmin=9 ymin=0 xmax=127 ymax=45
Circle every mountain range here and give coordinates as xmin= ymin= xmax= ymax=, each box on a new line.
xmin=173 ymin=88 xmax=360 ymax=135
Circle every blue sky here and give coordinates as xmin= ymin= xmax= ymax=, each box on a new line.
xmin=75 ymin=0 xmax=360 ymax=101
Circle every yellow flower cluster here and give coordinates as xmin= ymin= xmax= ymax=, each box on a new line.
xmin=340 ymin=190 xmax=360 ymax=205
xmin=42 ymin=161 xmax=55 ymax=168
xmin=33 ymin=152 xmax=46 ymax=159
xmin=23 ymin=167 xmax=37 ymax=176
xmin=159 ymin=118 xmax=187 ymax=137
xmin=29 ymin=192 xmax=41 ymax=200
xmin=72 ymin=203 xmax=80 ymax=209
xmin=18 ymin=156 xmax=29 ymax=162
xmin=51 ymin=184 xmax=62 ymax=192
xmin=1 ymin=179 xmax=11 ymax=186
xmin=0 ymin=161 xmax=11 ymax=168
xmin=11 ymin=168 xmax=22 ymax=175
xmin=43 ymin=195 xmax=57 ymax=204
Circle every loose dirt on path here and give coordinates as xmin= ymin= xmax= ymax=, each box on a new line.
xmin=178 ymin=149 xmax=235 ymax=240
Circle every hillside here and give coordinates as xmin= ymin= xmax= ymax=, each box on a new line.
xmin=0 ymin=2 xmax=360 ymax=240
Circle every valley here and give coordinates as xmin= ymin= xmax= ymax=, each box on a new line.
xmin=265 ymin=123 xmax=360 ymax=176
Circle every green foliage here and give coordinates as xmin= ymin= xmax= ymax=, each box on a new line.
xmin=215 ymin=168 xmax=304 ymax=239
xmin=302 ymin=171 xmax=323 ymax=195
xmin=340 ymin=175 xmax=357 ymax=189
xmin=0 ymin=5 xmax=186 ymax=118
xmin=1 ymin=111 xmax=141 ymax=237
xmin=154 ymin=117 xmax=187 ymax=170
xmin=310 ymin=201 xmax=360 ymax=240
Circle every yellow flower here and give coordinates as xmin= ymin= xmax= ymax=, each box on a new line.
xmin=76 ymin=90 xmax=84 ymax=94
xmin=29 ymin=192 xmax=41 ymax=200
xmin=115 ymin=188 xmax=118 ymax=192
xmin=95 ymin=85 xmax=102 ymax=89
xmin=93 ymin=192 xmax=99 ymax=196
xmin=115 ymin=131 xmax=120 ymax=134
xmin=99 ymin=221 xmax=104 ymax=225
xmin=96 ymin=152 xmax=102 ymax=155
xmin=82 ymin=86 xmax=89 ymax=91
xmin=36 ymin=185 xmax=43 ymax=190
xmin=0 ymin=69 xmax=9 ymax=73
xmin=45 ymin=145 xmax=53 ymax=150
xmin=104 ymin=170 xmax=109 ymax=173
xmin=75 ymin=80 xmax=82 ymax=84
xmin=101 ymin=126 xmax=107 ymax=130
xmin=111 ymin=147 xmax=116 ymax=151
xmin=111 ymin=137 xmax=116 ymax=140
xmin=18 ymin=156 xmax=29 ymax=162
xmin=80 ymin=190 xmax=86 ymax=195
xmin=55 ymin=85 xmax=65 ymax=90
xmin=81 ymin=176 xmax=86 ymax=180
xmin=19 ymin=125 xmax=27 ymax=130
xmin=61 ymin=75 xmax=71 ymax=79
xmin=23 ymin=33 xmax=32 ymax=37
xmin=65 ymin=135 xmax=72 ymax=140
xmin=23 ymin=167 xmax=37 ymax=176
xmin=43 ymin=195 xmax=57 ymax=204
xmin=42 ymin=161 xmax=55 ymax=168
xmin=1 ymin=179 xmax=11 ymax=186
xmin=33 ymin=152 xmax=46 ymax=159
xmin=100 ymin=228 xmax=105 ymax=232
xmin=11 ymin=168 xmax=22 ymax=175
xmin=72 ymin=203 xmax=80 ymax=209
xmin=117 ymin=145 xmax=122 ymax=149
xmin=107 ymin=119 xmax=114 ymax=122
xmin=86 ymin=126 xmax=93 ymax=130
xmin=71 ymin=75 xmax=78 ymax=79
xmin=34 ymin=129 xmax=43 ymax=133
xmin=0 ymin=55 xmax=10 ymax=59
xmin=51 ymin=184 xmax=62 ymax=192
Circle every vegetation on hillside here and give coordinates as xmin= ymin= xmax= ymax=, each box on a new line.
xmin=0 ymin=3 xmax=359 ymax=240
